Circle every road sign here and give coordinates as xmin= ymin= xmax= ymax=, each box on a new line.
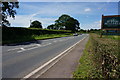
xmin=101 ymin=15 xmax=120 ymax=35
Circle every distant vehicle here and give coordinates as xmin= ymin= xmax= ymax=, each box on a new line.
xmin=79 ymin=33 xmax=82 ymax=35
xmin=73 ymin=33 xmax=78 ymax=36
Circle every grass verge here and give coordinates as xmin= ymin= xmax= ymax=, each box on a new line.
xmin=3 ymin=33 xmax=73 ymax=45
xmin=73 ymin=36 xmax=101 ymax=79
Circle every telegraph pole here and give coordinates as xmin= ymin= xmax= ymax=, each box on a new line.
xmin=30 ymin=20 xmax=32 ymax=26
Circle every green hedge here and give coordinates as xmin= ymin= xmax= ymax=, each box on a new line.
xmin=73 ymin=34 xmax=120 ymax=79
xmin=2 ymin=27 xmax=72 ymax=44
xmin=90 ymin=34 xmax=120 ymax=78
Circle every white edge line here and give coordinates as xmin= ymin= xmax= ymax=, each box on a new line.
xmin=35 ymin=46 xmax=74 ymax=78
xmin=22 ymin=36 xmax=87 ymax=79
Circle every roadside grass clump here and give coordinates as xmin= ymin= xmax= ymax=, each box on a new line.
xmin=73 ymin=33 xmax=120 ymax=79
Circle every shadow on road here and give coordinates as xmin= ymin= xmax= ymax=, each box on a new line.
xmin=3 ymin=40 xmax=42 ymax=46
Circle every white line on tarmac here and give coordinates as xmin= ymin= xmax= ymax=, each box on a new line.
xmin=7 ymin=47 xmax=20 ymax=51
xmin=17 ymin=43 xmax=51 ymax=53
xmin=53 ymin=40 xmax=58 ymax=42
xmin=22 ymin=36 xmax=87 ymax=79
xmin=7 ymin=44 xmax=39 ymax=52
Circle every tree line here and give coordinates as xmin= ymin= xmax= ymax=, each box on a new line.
xmin=30 ymin=14 xmax=80 ymax=32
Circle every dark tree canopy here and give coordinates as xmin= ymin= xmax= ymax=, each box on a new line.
xmin=47 ymin=14 xmax=80 ymax=32
xmin=1 ymin=2 xmax=19 ymax=27
xmin=30 ymin=20 xmax=42 ymax=29
xmin=47 ymin=24 xmax=55 ymax=29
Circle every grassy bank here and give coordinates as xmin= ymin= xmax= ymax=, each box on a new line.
xmin=2 ymin=27 xmax=73 ymax=45
xmin=73 ymin=34 xmax=120 ymax=79
xmin=2 ymin=33 xmax=73 ymax=45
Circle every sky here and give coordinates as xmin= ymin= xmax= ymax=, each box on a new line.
xmin=7 ymin=1 xmax=119 ymax=30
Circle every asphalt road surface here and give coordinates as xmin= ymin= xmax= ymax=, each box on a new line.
xmin=2 ymin=34 xmax=88 ymax=78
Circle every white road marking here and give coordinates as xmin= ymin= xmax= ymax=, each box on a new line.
xmin=20 ymin=48 xmax=25 ymax=50
xmin=7 ymin=44 xmax=38 ymax=52
xmin=17 ymin=43 xmax=51 ymax=53
xmin=7 ymin=47 xmax=20 ymax=51
xmin=22 ymin=36 xmax=87 ymax=79
xmin=42 ymin=43 xmax=51 ymax=46
xmin=53 ymin=40 xmax=57 ymax=42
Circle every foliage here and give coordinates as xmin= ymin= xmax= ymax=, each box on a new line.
xmin=90 ymin=34 xmax=120 ymax=79
xmin=1 ymin=2 xmax=19 ymax=27
xmin=30 ymin=20 xmax=42 ymax=28
xmin=47 ymin=14 xmax=80 ymax=32
xmin=2 ymin=27 xmax=72 ymax=44
xmin=73 ymin=33 xmax=120 ymax=79
xmin=47 ymin=24 xmax=55 ymax=29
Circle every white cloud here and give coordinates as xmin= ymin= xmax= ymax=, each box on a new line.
xmin=84 ymin=8 xmax=91 ymax=12
xmin=81 ymin=20 xmax=101 ymax=29
xmin=7 ymin=14 xmax=56 ymax=28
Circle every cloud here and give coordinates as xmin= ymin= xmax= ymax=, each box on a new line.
xmin=81 ymin=20 xmax=101 ymax=29
xmin=7 ymin=2 xmax=117 ymax=30
xmin=7 ymin=14 xmax=56 ymax=28
xmin=84 ymin=8 xmax=91 ymax=12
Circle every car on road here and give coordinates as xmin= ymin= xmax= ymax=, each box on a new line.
xmin=73 ymin=33 xmax=78 ymax=36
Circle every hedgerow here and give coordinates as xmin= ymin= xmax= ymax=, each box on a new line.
xmin=73 ymin=33 xmax=120 ymax=79
xmin=2 ymin=27 xmax=72 ymax=44
xmin=90 ymin=34 xmax=120 ymax=79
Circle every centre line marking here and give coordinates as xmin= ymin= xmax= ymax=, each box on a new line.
xmin=17 ymin=43 xmax=52 ymax=53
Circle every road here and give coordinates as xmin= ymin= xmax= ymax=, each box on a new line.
xmin=2 ymin=34 xmax=88 ymax=78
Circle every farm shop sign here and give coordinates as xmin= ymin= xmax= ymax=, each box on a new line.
xmin=101 ymin=15 xmax=120 ymax=35
xmin=105 ymin=19 xmax=120 ymax=26
xmin=102 ymin=15 xmax=120 ymax=29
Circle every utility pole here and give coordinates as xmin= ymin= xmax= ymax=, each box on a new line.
xmin=30 ymin=20 xmax=32 ymax=26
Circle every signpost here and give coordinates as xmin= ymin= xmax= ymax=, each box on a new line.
xmin=101 ymin=15 xmax=120 ymax=36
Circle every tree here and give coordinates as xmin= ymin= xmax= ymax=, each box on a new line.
xmin=54 ymin=14 xmax=80 ymax=32
xmin=1 ymin=2 xmax=19 ymax=27
xmin=55 ymin=14 xmax=71 ymax=30
xmin=30 ymin=20 xmax=42 ymax=28
xmin=47 ymin=24 xmax=55 ymax=29
xmin=65 ymin=17 xmax=80 ymax=31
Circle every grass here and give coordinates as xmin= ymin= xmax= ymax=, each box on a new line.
xmin=102 ymin=35 xmax=120 ymax=40
xmin=73 ymin=39 xmax=93 ymax=78
xmin=73 ymin=37 xmax=101 ymax=79
xmin=2 ymin=33 xmax=73 ymax=45
xmin=73 ymin=33 xmax=120 ymax=79
xmin=33 ymin=33 xmax=73 ymax=40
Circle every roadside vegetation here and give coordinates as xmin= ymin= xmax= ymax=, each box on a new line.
xmin=2 ymin=27 xmax=73 ymax=45
xmin=73 ymin=33 xmax=120 ymax=79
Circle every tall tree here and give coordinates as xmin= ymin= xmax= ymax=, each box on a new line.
xmin=1 ymin=2 xmax=19 ymax=27
xmin=54 ymin=14 xmax=80 ymax=31
xmin=30 ymin=20 xmax=42 ymax=29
